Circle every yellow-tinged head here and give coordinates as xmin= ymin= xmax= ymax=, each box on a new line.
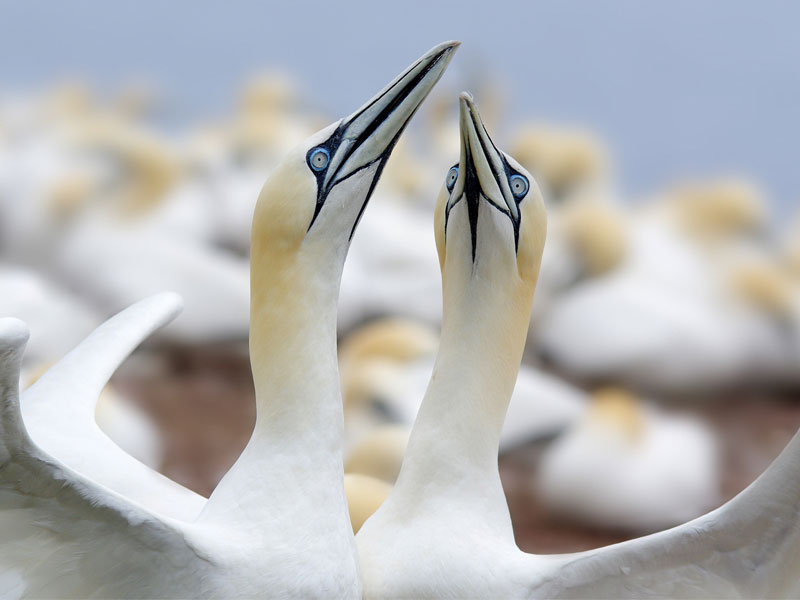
xmin=587 ymin=387 xmax=644 ymax=442
xmin=251 ymin=42 xmax=460 ymax=283
xmin=509 ymin=124 xmax=609 ymax=202
xmin=434 ymin=93 xmax=547 ymax=317
xmin=729 ymin=260 xmax=795 ymax=317
xmin=560 ymin=200 xmax=628 ymax=276
xmin=669 ymin=178 xmax=767 ymax=240
xmin=249 ymin=42 xmax=458 ymax=378
xmin=339 ymin=319 xmax=438 ymax=369
xmin=65 ymin=117 xmax=179 ymax=219
xmin=46 ymin=172 xmax=96 ymax=221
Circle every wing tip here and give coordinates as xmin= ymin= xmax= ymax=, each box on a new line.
xmin=0 ymin=318 xmax=30 ymax=352
xmin=136 ymin=291 xmax=185 ymax=327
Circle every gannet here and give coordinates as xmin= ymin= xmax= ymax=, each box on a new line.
xmin=17 ymin=294 xmax=200 ymax=519
xmin=356 ymin=93 xmax=800 ymax=599
xmin=0 ymin=92 xmax=252 ymax=344
xmin=338 ymin=84 xmax=505 ymax=332
xmin=530 ymin=195 xmax=629 ymax=323
xmin=509 ymin=123 xmax=610 ymax=205
xmin=534 ymin=179 xmax=792 ymax=392
xmin=537 ymin=388 xmax=720 ymax=533
xmin=339 ymin=126 xmax=625 ymax=351
xmin=0 ymin=41 xmax=458 ymax=598
xmin=171 ymin=72 xmax=321 ymax=256
xmin=21 ymin=360 xmax=165 ymax=473
xmin=1 ymin=264 xmax=167 ymax=478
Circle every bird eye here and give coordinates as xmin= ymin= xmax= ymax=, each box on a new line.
xmin=308 ymin=148 xmax=330 ymax=172
xmin=446 ymin=166 xmax=459 ymax=191
xmin=509 ymin=174 xmax=529 ymax=198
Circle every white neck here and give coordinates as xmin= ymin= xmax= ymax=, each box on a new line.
xmin=390 ymin=281 xmax=534 ymax=531
xmin=199 ymin=233 xmax=350 ymax=538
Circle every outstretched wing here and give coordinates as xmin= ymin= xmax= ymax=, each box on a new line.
xmin=1 ymin=317 xmax=204 ymax=599
xmin=533 ymin=430 xmax=800 ymax=598
xmin=20 ymin=293 xmax=206 ymax=520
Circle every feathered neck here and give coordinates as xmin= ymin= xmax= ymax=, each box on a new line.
xmin=388 ymin=275 xmax=535 ymax=530
xmin=199 ymin=205 xmax=350 ymax=535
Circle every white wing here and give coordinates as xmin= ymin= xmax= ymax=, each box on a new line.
xmin=21 ymin=293 xmax=206 ymax=520
xmin=531 ymin=430 xmax=800 ymax=598
xmin=0 ymin=317 xmax=203 ymax=599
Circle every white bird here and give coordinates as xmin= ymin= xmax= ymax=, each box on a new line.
xmin=0 ymin=96 xmax=253 ymax=344
xmin=356 ymin=93 xmax=800 ymax=599
xmin=339 ymin=126 xmax=626 ymax=346
xmin=537 ymin=387 xmax=720 ymax=532
xmin=534 ymin=180 xmax=790 ymax=392
xmin=1 ymin=263 xmax=167 ymax=475
xmin=53 ymin=218 xmax=253 ymax=344
xmin=199 ymin=72 xmax=322 ymax=253
xmin=19 ymin=293 xmax=204 ymax=520
xmin=0 ymin=41 xmax=458 ymax=598
xmin=509 ymin=122 xmax=611 ymax=206
xmin=21 ymin=362 xmax=166 ymax=473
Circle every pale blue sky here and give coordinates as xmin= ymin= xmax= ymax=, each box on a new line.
xmin=2 ymin=1 xmax=799 ymax=215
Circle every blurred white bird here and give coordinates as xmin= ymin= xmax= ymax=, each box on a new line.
xmin=537 ymin=387 xmax=720 ymax=532
xmin=534 ymin=179 xmax=794 ymax=392
xmin=53 ymin=218 xmax=251 ymax=343
xmin=509 ymin=123 xmax=611 ymax=206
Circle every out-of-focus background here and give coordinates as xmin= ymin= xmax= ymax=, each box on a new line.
xmin=2 ymin=0 xmax=799 ymax=551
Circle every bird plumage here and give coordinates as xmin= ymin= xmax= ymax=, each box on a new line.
xmin=0 ymin=41 xmax=458 ymax=598
xmin=356 ymin=92 xmax=800 ymax=599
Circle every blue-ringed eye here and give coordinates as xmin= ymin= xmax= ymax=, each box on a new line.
xmin=445 ymin=166 xmax=459 ymax=191
xmin=309 ymin=147 xmax=330 ymax=171
xmin=509 ymin=174 xmax=529 ymax=198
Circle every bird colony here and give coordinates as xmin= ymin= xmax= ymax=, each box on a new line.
xmin=1 ymin=42 xmax=799 ymax=598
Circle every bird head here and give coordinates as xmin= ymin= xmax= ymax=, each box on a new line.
xmin=434 ymin=92 xmax=547 ymax=316
xmin=251 ymin=42 xmax=459 ymax=277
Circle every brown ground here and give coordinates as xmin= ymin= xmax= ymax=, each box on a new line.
xmin=114 ymin=343 xmax=800 ymax=554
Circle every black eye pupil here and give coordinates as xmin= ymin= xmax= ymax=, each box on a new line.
xmin=510 ymin=175 xmax=528 ymax=197
xmin=310 ymin=149 xmax=329 ymax=171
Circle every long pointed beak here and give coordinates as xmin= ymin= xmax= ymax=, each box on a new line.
xmin=322 ymin=41 xmax=460 ymax=192
xmin=457 ymin=92 xmax=518 ymax=221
